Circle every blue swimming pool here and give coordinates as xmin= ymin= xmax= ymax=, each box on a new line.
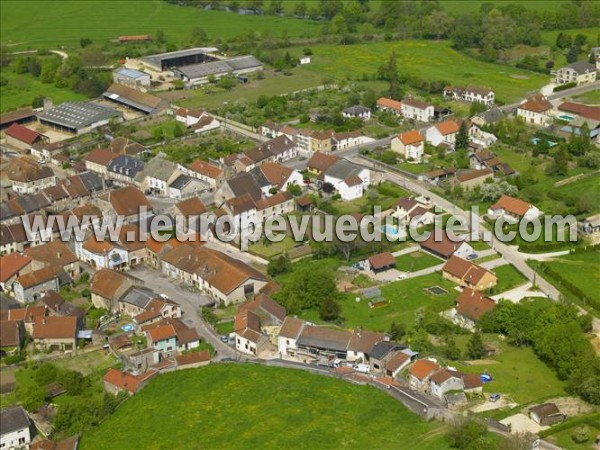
xmin=382 ymin=224 xmax=401 ymax=237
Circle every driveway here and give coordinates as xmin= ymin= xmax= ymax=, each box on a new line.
xmin=491 ymin=282 xmax=547 ymax=303
xmin=500 ymin=413 xmax=548 ymax=434
xmin=128 ymin=266 xmax=236 ymax=359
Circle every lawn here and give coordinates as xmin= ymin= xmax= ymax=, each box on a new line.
xmin=488 ymin=264 xmax=529 ymax=295
xmin=295 ymin=40 xmax=548 ymax=103
xmin=300 ymin=273 xmax=457 ymax=333
xmin=395 ymin=251 xmax=443 ymax=272
xmin=0 ymin=1 xmax=320 ymax=50
xmin=81 ymin=364 xmax=451 ymax=450
xmin=573 ymin=89 xmax=600 ymax=105
xmin=51 ymin=349 xmax=119 ymax=376
xmin=1 ymin=63 xmax=86 ymax=112
xmin=455 ymin=340 xmax=567 ymax=405
xmin=249 ymin=235 xmax=300 ymax=259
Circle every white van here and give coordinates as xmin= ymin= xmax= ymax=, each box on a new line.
xmin=354 ymin=363 xmax=370 ymax=374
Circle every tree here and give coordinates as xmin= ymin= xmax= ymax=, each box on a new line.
xmin=173 ymin=122 xmax=185 ymax=138
xmin=267 ymin=253 xmax=291 ymax=277
xmin=321 ymin=182 xmax=335 ymax=194
xmin=287 ymin=184 xmax=302 ymax=196
xmin=79 ymin=37 xmax=92 ymax=48
xmin=466 ymin=332 xmax=486 ymax=360
xmin=293 ymin=1 xmax=307 ymax=17
xmin=32 ymin=95 xmax=45 ymax=109
xmin=319 ymin=295 xmax=341 ymax=321
xmin=455 ymin=121 xmax=469 ymax=150
xmin=574 ymin=33 xmax=588 ymax=46
xmin=219 ymin=75 xmax=236 ymax=90
xmin=566 ymin=45 xmax=580 ymax=63
xmin=152 ymin=127 xmax=164 ymax=142
xmin=380 ymin=150 xmax=398 ymax=165
xmin=190 ymin=27 xmax=208 ymax=46
xmin=446 ymin=416 xmax=491 ymax=450
xmin=548 ymin=145 xmax=570 ymax=176
xmin=389 ymin=321 xmax=406 ymax=341
xmin=571 ymin=426 xmax=590 ymax=444
xmin=302 ymin=47 xmax=313 ymax=56
xmin=480 ymin=180 xmax=518 ymax=202
xmin=443 ymin=337 xmax=462 ymax=360
xmin=267 ymin=0 xmax=283 ymax=15
xmin=18 ymin=384 xmax=46 ymax=412
xmin=555 ymin=32 xmax=572 ymax=49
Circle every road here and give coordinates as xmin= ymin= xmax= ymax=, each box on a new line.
xmin=128 ymin=266 xmax=236 ymax=359
xmin=498 ymin=80 xmax=600 ymax=112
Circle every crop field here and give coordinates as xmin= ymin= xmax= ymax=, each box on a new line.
xmin=0 ymin=1 xmax=320 ymax=50
xmin=295 ymin=40 xmax=548 ymax=103
xmin=81 ymin=364 xmax=451 ymax=450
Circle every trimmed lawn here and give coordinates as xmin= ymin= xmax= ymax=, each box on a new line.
xmin=215 ymin=321 xmax=234 ymax=336
xmin=249 ymin=235 xmax=299 ymax=259
xmin=395 ymin=251 xmax=443 ymax=272
xmin=81 ymin=364 xmax=451 ymax=450
xmin=301 ymin=273 xmax=457 ymax=333
xmin=488 ymin=264 xmax=529 ymax=295
xmin=573 ymin=89 xmax=600 ymax=105
xmin=51 ymin=349 xmax=119 ymax=376
xmin=455 ymin=340 xmax=567 ymax=405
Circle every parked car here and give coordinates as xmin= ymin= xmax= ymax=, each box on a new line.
xmin=354 ymin=363 xmax=371 ymax=374
xmin=466 ymin=253 xmax=478 ymax=260
xmin=489 ymin=393 xmax=501 ymax=402
xmin=219 ymin=336 xmax=229 ymax=343
xmin=396 ymin=273 xmax=408 ymax=280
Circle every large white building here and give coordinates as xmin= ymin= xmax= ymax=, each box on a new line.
xmin=0 ymin=406 xmax=31 ymax=449
xmin=401 ymin=98 xmax=435 ymax=122
xmin=517 ymin=95 xmax=553 ymax=127
xmin=554 ymin=61 xmax=597 ymax=86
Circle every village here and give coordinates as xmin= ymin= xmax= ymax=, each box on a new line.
xmin=0 ymin=26 xmax=599 ymax=450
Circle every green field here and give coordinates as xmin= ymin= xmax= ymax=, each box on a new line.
xmin=296 ymin=40 xmax=548 ymax=103
xmin=81 ymin=364 xmax=450 ymax=450
xmin=395 ymin=251 xmax=443 ymax=272
xmin=0 ymin=64 xmax=86 ymax=112
xmin=489 ymin=264 xmax=529 ymax=295
xmin=0 ymin=1 xmax=320 ymax=51
xmin=455 ymin=340 xmax=567 ymax=404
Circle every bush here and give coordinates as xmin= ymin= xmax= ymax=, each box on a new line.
xmin=571 ymin=426 xmax=590 ymax=443
xmin=553 ymin=82 xmax=577 ymax=92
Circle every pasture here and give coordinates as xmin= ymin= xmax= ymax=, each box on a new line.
xmin=295 ymin=40 xmax=548 ymax=103
xmin=80 ymin=364 xmax=450 ymax=450
xmin=0 ymin=1 xmax=320 ymax=50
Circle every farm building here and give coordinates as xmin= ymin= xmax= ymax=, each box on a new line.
xmin=4 ymin=124 xmax=48 ymax=151
xmin=140 ymin=47 xmax=219 ymax=71
xmin=173 ymin=55 xmax=263 ymax=85
xmin=38 ymin=102 xmax=123 ymax=135
xmin=102 ymin=84 xmax=164 ymax=115
xmin=368 ymin=252 xmax=396 ymax=273
xmin=0 ymin=107 xmax=36 ymax=130
xmin=113 ymin=67 xmax=151 ymax=88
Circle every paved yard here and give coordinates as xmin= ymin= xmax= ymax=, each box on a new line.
xmin=500 ymin=413 xmax=549 ymax=434
xmin=491 ymin=282 xmax=548 ymax=303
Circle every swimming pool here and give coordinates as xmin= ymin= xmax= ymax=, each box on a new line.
xmin=382 ymin=224 xmax=404 ymax=238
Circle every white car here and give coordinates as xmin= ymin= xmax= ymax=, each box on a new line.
xmin=354 ymin=363 xmax=371 ymax=374
xmin=396 ymin=273 xmax=407 ymax=280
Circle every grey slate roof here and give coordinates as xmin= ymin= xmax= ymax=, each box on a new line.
xmin=0 ymin=406 xmax=30 ymax=434
xmin=478 ymin=106 xmax=504 ymax=124
xmin=325 ymin=159 xmax=364 ymax=181
xmin=79 ymin=171 xmax=104 ymax=193
xmin=565 ymin=61 xmax=596 ymax=75
xmin=120 ymin=286 xmax=158 ymax=309
xmin=107 ymin=155 xmax=145 ymax=178
xmin=135 ymin=156 xmax=177 ymax=183
xmin=226 ymin=172 xmax=262 ymax=201
xmin=174 ymin=55 xmax=262 ymax=80
xmin=140 ymin=47 xmax=219 ymax=69
xmin=38 ymin=102 xmax=122 ymax=130
xmin=169 ymin=174 xmax=193 ymax=190
xmin=369 ymin=342 xmax=406 ymax=360
xmin=343 ymin=105 xmax=370 ymax=115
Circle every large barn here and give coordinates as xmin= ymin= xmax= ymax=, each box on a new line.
xmin=140 ymin=47 xmax=219 ymax=72
xmin=38 ymin=102 xmax=123 ymax=135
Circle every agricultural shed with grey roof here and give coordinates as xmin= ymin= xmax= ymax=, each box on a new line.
xmin=38 ymin=102 xmax=123 ymax=134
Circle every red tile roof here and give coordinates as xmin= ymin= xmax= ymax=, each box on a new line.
xmin=0 ymin=253 xmax=32 ymax=283
xmin=519 ymin=94 xmax=552 ymax=113
xmin=377 ymin=97 xmax=402 ymax=111
xmin=490 ymin=195 xmax=534 ymax=217
xmin=32 ymin=316 xmax=77 ymax=339
xmin=558 ymin=102 xmax=600 ymax=121
xmin=456 ymin=288 xmax=496 ymax=321
xmin=398 ymin=130 xmax=424 ymax=145
xmin=189 ymin=160 xmax=223 ymax=179
xmin=5 ymin=123 xmax=43 ymax=145
xmin=368 ymin=252 xmax=396 ymax=270
xmin=409 ymin=359 xmax=440 ymax=380
xmin=84 ymin=148 xmax=118 ymax=166
xmin=103 ymin=368 xmax=143 ymax=394
xmin=435 ymin=120 xmax=460 ymax=135
xmin=442 ymin=256 xmax=495 ymax=287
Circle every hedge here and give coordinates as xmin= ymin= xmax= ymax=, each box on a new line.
xmin=553 ymin=82 xmax=577 ymax=92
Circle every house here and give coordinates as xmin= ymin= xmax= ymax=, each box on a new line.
xmin=419 ymin=231 xmax=475 ymax=260
xmin=309 ymin=130 xmax=333 ymax=153
xmin=454 ymin=169 xmax=494 ymax=190
xmin=13 ymin=267 xmax=62 ymax=303
xmin=167 ymin=174 xmax=208 ymax=199
xmin=423 ymin=168 xmax=456 ymax=185
xmin=368 ymin=252 xmax=396 ymax=273
xmin=331 ymin=130 xmax=370 ymax=151
xmin=179 ymin=160 xmax=224 ymax=190
xmin=0 ymin=406 xmax=31 ymax=449
xmin=175 ymin=108 xmax=220 ymax=134
xmin=76 ymin=225 xmax=145 ymax=271
xmin=454 ymin=288 xmax=496 ymax=328
xmin=4 ymin=124 xmax=48 ymax=151
xmin=254 ymin=135 xmax=298 ymax=164
xmin=322 ymin=159 xmax=371 ymax=201
xmin=25 ymin=241 xmax=80 ymax=279
xmin=90 ymin=268 xmax=140 ymax=311
xmin=0 ymin=320 xmax=23 ymax=357
xmin=143 ymin=317 xmax=200 ymax=354
xmin=255 ymin=162 xmax=303 ymax=193
xmin=215 ymin=172 xmax=262 ymax=204
xmin=554 ymin=61 xmax=597 ymax=86
xmin=383 ymin=351 xmax=411 ymax=379
xmin=391 ymin=130 xmax=425 ymax=161
xmin=84 ymin=148 xmax=118 ymax=175
xmin=118 ymin=286 xmax=161 ymax=317
xmin=461 ymin=372 xmax=483 ymax=394
xmin=135 ymin=156 xmax=180 ymax=197
xmin=234 ymin=309 xmax=270 ymax=356
xmin=173 ymin=197 xmax=207 ymax=230
xmin=39 ymin=290 xmax=85 ymax=318
xmin=401 ymin=98 xmax=435 ymax=122
xmin=409 ymin=359 xmax=440 ymax=390
xmin=307 ymin=152 xmax=340 ymax=175
xmin=113 ymin=67 xmax=151 ymax=88
xmin=346 ymin=329 xmax=386 ymax=363
xmin=469 ymin=123 xmax=498 ymax=148
xmin=342 ymin=105 xmax=371 ymax=120
xmin=443 ymin=86 xmax=495 ymax=106
xmin=109 ymin=137 xmax=147 ymax=156
xmin=30 ymin=141 xmax=68 ymax=163
xmin=4 ymin=305 xmax=48 ymax=334
xmin=376 ymin=97 xmax=402 ymax=115
xmin=99 ymin=186 xmax=153 ymax=223
xmin=0 ymin=253 xmax=32 ymax=292
xmin=429 ymin=368 xmax=465 ymax=400
xmin=103 ymin=368 xmax=157 ymax=396
xmin=295 ymin=324 xmax=353 ymax=359
xmin=529 ymin=403 xmax=566 ymax=426
xmin=32 ymin=316 xmax=78 ymax=351
xmin=161 ymin=245 xmax=271 ymax=305
xmin=5 ymin=157 xmax=56 ymax=194
xmin=392 ymin=197 xmax=434 ymax=227
xmin=425 ymin=120 xmax=459 ymax=148
xmin=368 ymin=342 xmax=407 ymax=374
xmin=442 ymin=256 xmax=498 ymax=291
xmin=133 ymin=297 xmax=181 ymax=327
xmin=517 ymin=95 xmax=553 ymax=126
xmin=106 ymin=154 xmax=145 ymax=185
xmin=277 ymin=316 xmax=306 ymax=357
xmin=488 ymin=195 xmax=540 ymax=220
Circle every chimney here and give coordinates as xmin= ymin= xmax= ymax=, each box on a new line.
xmin=57 ymin=252 xmax=61 ymax=258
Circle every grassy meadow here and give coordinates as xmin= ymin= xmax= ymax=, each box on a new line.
xmin=81 ymin=364 xmax=451 ymax=450
xmin=0 ymin=1 xmax=320 ymax=50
